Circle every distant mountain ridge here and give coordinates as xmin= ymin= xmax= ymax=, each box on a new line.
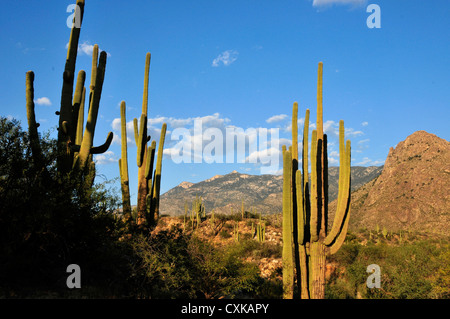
xmin=160 ymin=166 xmax=384 ymax=216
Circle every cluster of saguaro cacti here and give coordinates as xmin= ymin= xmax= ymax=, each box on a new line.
xmin=233 ymin=221 xmax=240 ymax=242
xmin=256 ymin=215 xmax=266 ymax=243
xmin=26 ymin=0 xmax=113 ymax=190
xmin=119 ymin=53 xmax=167 ymax=230
xmin=251 ymin=212 xmax=266 ymax=243
xmin=189 ymin=196 xmax=206 ymax=229
xmin=282 ymin=62 xmax=351 ymax=299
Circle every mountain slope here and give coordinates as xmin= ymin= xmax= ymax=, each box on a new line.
xmin=331 ymin=130 xmax=450 ymax=235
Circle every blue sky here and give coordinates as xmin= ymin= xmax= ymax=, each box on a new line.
xmin=1 ymin=0 xmax=449 ymax=205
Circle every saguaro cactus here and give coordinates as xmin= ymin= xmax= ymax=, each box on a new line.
xmin=282 ymin=62 xmax=351 ymax=299
xmin=148 ymin=122 xmax=167 ymax=224
xmin=57 ymin=0 xmax=86 ymax=174
xmin=25 ymin=71 xmax=43 ymax=167
xmin=119 ymin=101 xmax=132 ymax=224
xmin=26 ymin=1 xmax=113 ymax=189
xmin=135 ymin=53 xmax=151 ymax=226
xmin=118 ymin=53 xmax=167 ymax=230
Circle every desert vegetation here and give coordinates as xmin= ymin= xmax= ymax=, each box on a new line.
xmin=1 ymin=0 xmax=448 ymax=301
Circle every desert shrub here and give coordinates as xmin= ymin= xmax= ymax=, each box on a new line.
xmin=219 ymin=229 xmax=232 ymax=239
xmin=327 ymin=237 xmax=449 ymax=299
xmin=131 ymin=228 xmax=261 ymax=298
xmin=0 ymin=117 xmax=123 ymax=296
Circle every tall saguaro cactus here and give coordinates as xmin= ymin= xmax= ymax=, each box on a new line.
xmin=26 ymin=0 xmax=113 ymax=189
xmin=135 ymin=53 xmax=151 ymax=226
xmin=25 ymin=71 xmax=43 ymax=167
xmin=118 ymin=53 xmax=167 ymax=231
xmin=282 ymin=62 xmax=351 ymax=299
xmin=119 ymin=101 xmax=132 ymax=224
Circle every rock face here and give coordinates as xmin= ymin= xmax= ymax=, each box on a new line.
xmin=160 ymin=166 xmax=383 ymax=217
xmin=342 ymin=131 xmax=450 ymax=235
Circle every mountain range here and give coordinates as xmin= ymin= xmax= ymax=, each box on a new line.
xmin=160 ymin=166 xmax=384 ymax=217
xmin=160 ymin=130 xmax=449 ymax=235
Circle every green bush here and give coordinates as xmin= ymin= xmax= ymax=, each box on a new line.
xmin=327 ymin=234 xmax=450 ymax=299
xmin=131 ymin=227 xmax=261 ymax=298
xmin=0 ymin=117 xmax=124 ymax=297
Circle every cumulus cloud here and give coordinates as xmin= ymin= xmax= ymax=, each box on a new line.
xmin=322 ymin=120 xmax=364 ymax=138
xmin=355 ymin=157 xmax=384 ymax=166
xmin=66 ymin=41 xmax=111 ymax=57
xmin=34 ymin=97 xmax=51 ymax=106
xmin=94 ymin=151 xmax=117 ymax=165
xmin=266 ymin=114 xmax=288 ymax=123
xmin=212 ymin=50 xmax=239 ymax=67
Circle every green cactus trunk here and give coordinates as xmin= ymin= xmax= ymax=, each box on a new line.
xmin=282 ymin=62 xmax=351 ymax=299
xmin=135 ymin=53 xmax=151 ymax=227
xmin=282 ymin=147 xmax=294 ymax=299
xmin=57 ymin=0 xmax=85 ymax=174
xmin=25 ymin=71 xmax=44 ymax=168
xmin=119 ymin=101 xmax=132 ymax=225
xmin=149 ymin=123 xmax=167 ymax=224
xmin=118 ymin=52 xmax=166 ymax=231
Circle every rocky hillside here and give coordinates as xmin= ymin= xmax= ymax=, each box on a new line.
xmin=160 ymin=166 xmax=383 ymax=216
xmin=333 ymin=130 xmax=450 ymax=235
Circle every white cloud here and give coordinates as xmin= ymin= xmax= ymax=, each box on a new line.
xmin=147 ymin=113 xmax=231 ymax=130
xmin=361 ymin=121 xmax=369 ymax=126
xmin=212 ymin=50 xmax=239 ymax=67
xmin=358 ymin=138 xmax=370 ymax=144
xmin=328 ymin=156 xmax=339 ymax=166
xmin=355 ymin=157 xmax=384 ymax=166
xmin=322 ymin=120 xmax=364 ymax=138
xmin=65 ymin=41 xmax=111 ymax=57
xmin=79 ymin=42 xmax=95 ymax=56
xmin=266 ymin=114 xmax=288 ymax=123
xmin=94 ymin=151 xmax=117 ymax=165
xmin=34 ymin=97 xmax=51 ymax=106
xmin=312 ymin=0 xmax=367 ymax=7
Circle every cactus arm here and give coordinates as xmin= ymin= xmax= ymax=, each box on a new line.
xmin=282 ymin=148 xmax=294 ymax=299
xmin=142 ymin=53 xmax=151 ymax=116
xmin=78 ymin=50 xmax=107 ymax=169
xmin=322 ymin=133 xmax=329 ymax=235
xmin=135 ymin=113 xmax=147 ymax=167
xmin=296 ymin=170 xmax=305 ymax=244
xmin=302 ymin=108 xmax=310 ymax=202
xmin=89 ymin=45 xmax=99 ymax=95
xmin=145 ymin=140 xmax=156 ymax=180
xmin=292 ymin=102 xmax=299 ymax=161
xmin=324 ymin=129 xmax=351 ymax=245
xmin=328 ymin=141 xmax=351 ymax=255
xmin=71 ymin=70 xmax=86 ymax=143
xmin=150 ymin=123 xmax=167 ymax=222
xmin=310 ymin=130 xmax=319 ymax=242
xmin=119 ymin=102 xmax=129 ymax=180
xmin=133 ymin=118 xmax=139 ymax=145
xmin=317 ymin=62 xmax=323 ymax=141
xmin=336 ymin=120 xmax=345 ymax=209
xmin=328 ymin=206 xmax=351 ymax=255
xmin=57 ymin=0 xmax=85 ymax=173
xmin=75 ymin=86 xmax=86 ymax=149
xmin=89 ymin=132 xmax=113 ymax=154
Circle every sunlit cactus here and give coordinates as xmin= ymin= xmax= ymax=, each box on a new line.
xmin=282 ymin=62 xmax=351 ymax=299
